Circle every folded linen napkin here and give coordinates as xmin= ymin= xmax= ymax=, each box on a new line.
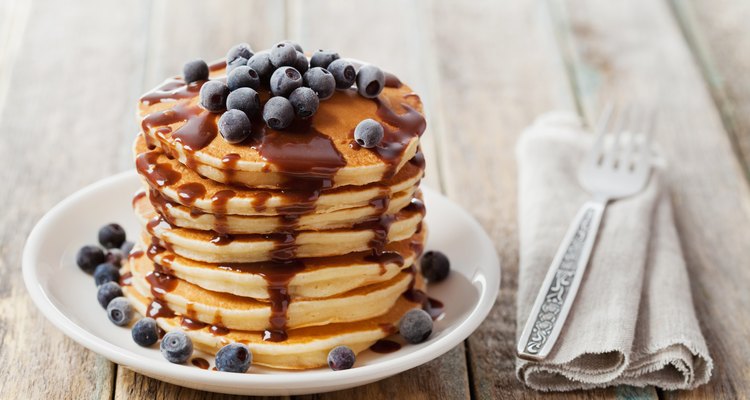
xmin=515 ymin=112 xmax=712 ymax=391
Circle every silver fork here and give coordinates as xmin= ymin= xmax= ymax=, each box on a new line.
xmin=517 ymin=105 xmax=655 ymax=361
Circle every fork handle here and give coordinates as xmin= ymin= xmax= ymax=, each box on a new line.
xmin=517 ymin=199 xmax=607 ymax=361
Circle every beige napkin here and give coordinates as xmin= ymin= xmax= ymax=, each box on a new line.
xmin=515 ymin=112 xmax=713 ymax=391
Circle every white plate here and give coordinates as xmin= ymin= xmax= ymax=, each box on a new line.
xmin=23 ymin=171 xmax=500 ymax=396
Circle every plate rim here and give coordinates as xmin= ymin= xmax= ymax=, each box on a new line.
xmin=22 ymin=170 xmax=500 ymax=393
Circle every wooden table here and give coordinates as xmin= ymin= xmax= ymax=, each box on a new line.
xmin=2 ymin=0 xmax=749 ymax=398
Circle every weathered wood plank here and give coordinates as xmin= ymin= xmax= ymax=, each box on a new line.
xmin=0 ymin=0 xmax=150 ymax=399
xmin=425 ymin=0 xmax=658 ymax=398
xmin=287 ymin=1 xmax=467 ymax=399
xmin=555 ymin=0 xmax=750 ymax=398
xmin=670 ymin=0 xmax=750 ymax=180
xmin=114 ymin=1 xmax=287 ymax=398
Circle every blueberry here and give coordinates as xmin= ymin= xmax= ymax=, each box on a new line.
xmin=269 ymin=41 xmax=297 ymax=67
xmin=281 ymin=40 xmax=303 ymax=53
xmin=263 ymin=97 xmax=295 ymax=130
xmin=294 ymin=51 xmax=309 ymax=74
xmin=226 ymin=43 xmax=254 ymax=64
xmin=161 ymin=331 xmax=193 ymax=364
xmin=215 ymin=343 xmax=252 ymax=373
xmin=288 ymin=87 xmax=319 ymax=119
xmin=106 ymin=248 xmax=125 ymax=266
xmin=97 ymin=281 xmax=123 ymax=309
xmin=219 ymin=109 xmax=252 ymax=144
xmin=399 ymin=309 xmax=433 ymax=344
xmin=227 ymin=87 xmax=261 ymax=117
xmin=227 ymin=56 xmax=249 ymax=74
xmin=327 ymin=346 xmax=356 ymax=370
xmin=269 ymin=66 xmax=303 ymax=97
xmin=107 ymin=297 xmax=133 ymax=326
xmin=94 ymin=263 xmax=120 ymax=286
xmin=132 ymin=317 xmax=159 ymax=347
xmin=354 ymin=119 xmax=384 ymax=148
xmin=98 ymin=223 xmax=126 ymax=249
xmin=227 ymin=66 xmax=260 ymax=91
xmin=421 ymin=251 xmax=450 ymax=282
xmin=246 ymin=52 xmax=274 ymax=81
xmin=76 ymin=245 xmax=106 ymax=274
xmin=327 ymin=59 xmax=356 ymax=89
xmin=183 ymin=59 xmax=209 ymax=84
xmin=199 ymin=80 xmax=230 ymax=113
xmin=356 ymin=64 xmax=385 ymax=98
xmin=120 ymin=241 xmax=135 ymax=256
xmin=310 ymin=50 xmax=339 ymax=69
xmin=303 ymin=67 xmax=336 ymax=100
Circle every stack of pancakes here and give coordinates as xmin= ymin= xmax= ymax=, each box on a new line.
xmin=123 ymin=60 xmax=428 ymax=369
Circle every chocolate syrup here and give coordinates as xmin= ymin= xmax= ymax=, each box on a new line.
xmin=119 ymin=272 xmax=133 ymax=286
xmin=181 ymin=316 xmax=208 ymax=330
xmin=136 ymin=151 xmax=182 ymax=187
xmin=210 ymin=234 xmax=234 ymax=246
xmin=140 ymin=78 xmax=203 ymax=105
xmin=384 ymin=72 xmax=402 ymax=88
xmin=365 ymin=251 xmax=405 ymax=276
xmin=409 ymin=148 xmax=426 ymax=170
xmin=370 ymin=339 xmax=401 ymax=353
xmin=425 ymin=297 xmax=445 ymax=320
xmin=211 ymin=190 xmax=236 ymax=234
xmin=177 ymin=182 xmax=207 ymax=206
xmin=141 ymin=102 xmax=219 ymax=152
xmin=145 ymin=263 xmax=178 ymax=298
xmin=132 ymin=191 xmax=146 ymax=208
xmin=221 ymin=153 xmax=241 ymax=181
xmin=146 ymin=299 xmax=176 ymax=319
xmin=209 ymin=325 xmax=230 ymax=336
xmin=191 ymin=358 xmax=210 ymax=369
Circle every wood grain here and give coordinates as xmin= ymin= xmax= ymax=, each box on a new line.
xmin=554 ymin=0 xmax=750 ymax=398
xmin=0 ymin=0 xmax=150 ymax=399
xmin=288 ymin=1 xmax=467 ymax=398
xmin=670 ymin=0 xmax=750 ymax=180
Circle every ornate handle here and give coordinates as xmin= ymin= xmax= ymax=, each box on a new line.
xmin=517 ymin=200 xmax=606 ymax=361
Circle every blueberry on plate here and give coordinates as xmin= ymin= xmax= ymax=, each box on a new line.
xmin=199 ymin=80 xmax=230 ymax=113
xmin=288 ymin=87 xmax=319 ymax=119
xmin=269 ymin=41 xmax=298 ymax=67
xmin=226 ymin=87 xmax=260 ymax=118
xmin=356 ymin=64 xmax=385 ymax=98
xmin=262 ymin=96 xmax=295 ymax=130
xmin=218 ymin=109 xmax=252 ymax=144
xmin=97 ymin=281 xmax=123 ymax=308
xmin=303 ymin=67 xmax=336 ymax=100
xmin=227 ymin=56 xmax=249 ymax=74
xmin=310 ymin=49 xmax=339 ymax=69
xmin=246 ymin=52 xmax=274 ymax=81
xmin=269 ymin=66 xmax=303 ymax=97
xmin=76 ymin=245 xmax=106 ymax=274
xmin=354 ymin=119 xmax=384 ymax=148
xmin=399 ymin=309 xmax=433 ymax=344
xmin=94 ymin=263 xmax=120 ymax=286
xmin=107 ymin=297 xmax=133 ymax=326
xmin=98 ymin=223 xmax=126 ymax=249
xmin=227 ymin=65 xmax=260 ymax=91
xmin=421 ymin=251 xmax=450 ymax=282
xmin=327 ymin=346 xmax=356 ymax=370
xmin=105 ymin=248 xmax=125 ymax=266
xmin=226 ymin=43 xmax=254 ymax=64
xmin=215 ymin=343 xmax=252 ymax=373
xmin=294 ymin=51 xmax=309 ymax=74
xmin=161 ymin=331 xmax=193 ymax=364
xmin=120 ymin=240 xmax=135 ymax=256
xmin=132 ymin=317 xmax=159 ymax=347
xmin=183 ymin=59 xmax=209 ymax=84
xmin=327 ymin=59 xmax=356 ymax=89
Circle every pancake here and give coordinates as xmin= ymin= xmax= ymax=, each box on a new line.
xmin=133 ymin=133 xmax=425 ymax=217
xmin=127 ymin=252 xmax=414 ymax=331
xmin=137 ymin=61 xmax=426 ymax=189
xmin=134 ymin=192 xmax=425 ymax=263
xmin=122 ymin=279 xmax=424 ymax=369
xmin=139 ymin=228 xmax=425 ymax=299
xmin=146 ymin=185 xmax=416 ymax=234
